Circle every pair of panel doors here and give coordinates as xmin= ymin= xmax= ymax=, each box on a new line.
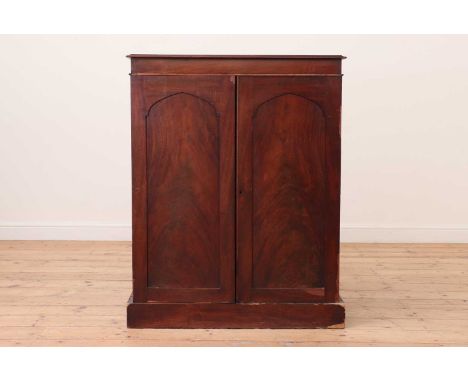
xmin=132 ymin=74 xmax=341 ymax=304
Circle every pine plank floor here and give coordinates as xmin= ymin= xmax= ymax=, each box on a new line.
xmin=0 ymin=241 xmax=467 ymax=346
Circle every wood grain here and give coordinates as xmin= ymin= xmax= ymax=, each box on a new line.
xmin=130 ymin=57 xmax=344 ymax=325
xmin=131 ymin=75 xmax=235 ymax=303
xmin=128 ymin=300 xmax=344 ymax=329
xmin=130 ymin=57 xmax=343 ymax=76
xmin=0 ymin=241 xmax=467 ymax=346
xmin=147 ymin=93 xmax=220 ymax=289
xmin=252 ymin=94 xmax=326 ymax=289
xmin=237 ymin=76 xmax=341 ymax=303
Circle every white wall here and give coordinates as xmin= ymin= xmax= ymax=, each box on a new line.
xmin=0 ymin=35 xmax=467 ymax=242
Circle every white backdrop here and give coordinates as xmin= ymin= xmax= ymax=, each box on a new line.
xmin=0 ymin=35 xmax=467 ymax=242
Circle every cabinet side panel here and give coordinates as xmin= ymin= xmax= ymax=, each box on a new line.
xmin=131 ymin=76 xmax=148 ymax=302
xmin=323 ymin=77 xmax=342 ymax=302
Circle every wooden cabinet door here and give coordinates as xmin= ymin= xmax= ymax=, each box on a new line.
xmin=237 ymin=76 xmax=341 ymax=303
xmin=131 ymin=76 xmax=235 ymax=303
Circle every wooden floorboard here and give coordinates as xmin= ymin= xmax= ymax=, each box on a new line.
xmin=0 ymin=241 xmax=466 ymax=346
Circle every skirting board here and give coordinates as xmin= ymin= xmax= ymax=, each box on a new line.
xmin=340 ymin=226 xmax=468 ymax=243
xmin=0 ymin=224 xmax=132 ymax=241
xmin=1 ymin=224 xmax=467 ymax=242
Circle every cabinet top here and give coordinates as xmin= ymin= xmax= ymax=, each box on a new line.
xmin=127 ymin=54 xmax=346 ymax=59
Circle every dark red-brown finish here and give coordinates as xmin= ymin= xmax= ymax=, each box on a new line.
xmin=147 ymin=95 xmax=220 ymax=289
xmin=127 ymin=297 xmax=344 ymax=329
xmin=128 ymin=55 xmax=344 ymax=328
xmin=132 ymin=75 xmax=235 ymax=303
xmin=237 ymin=76 xmax=341 ymax=303
xmin=129 ymin=55 xmax=343 ymax=76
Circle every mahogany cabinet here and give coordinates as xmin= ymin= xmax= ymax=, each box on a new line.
xmin=127 ymin=55 xmax=345 ymax=328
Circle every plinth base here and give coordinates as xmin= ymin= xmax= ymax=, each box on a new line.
xmin=127 ymin=295 xmax=345 ymax=329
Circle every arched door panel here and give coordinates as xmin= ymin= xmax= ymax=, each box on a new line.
xmin=237 ymin=76 xmax=340 ymax=303
xmin=132 ymin=76 xmax=235 ymax=303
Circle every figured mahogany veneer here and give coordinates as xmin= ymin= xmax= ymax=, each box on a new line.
xmin=128 ymin=55 xmax=345 ymax=328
